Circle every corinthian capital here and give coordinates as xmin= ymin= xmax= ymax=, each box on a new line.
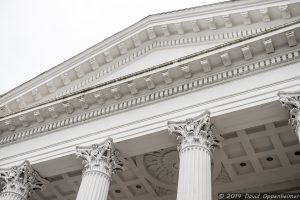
xmin=278 ymin=91 xmax=300 ymax=137
xmin=76 ymin=138 xmax=123 ymax=178
xmin=0 ymin=161 xmax=48 ymax=199
xmin=168 ymin=111 xmax=223 ymax=152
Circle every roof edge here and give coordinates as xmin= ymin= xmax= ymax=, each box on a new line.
xmin=0 ymin=0 xmax=295 ymax=102
xmin=2 ymin=18 xmax=299 ymax=119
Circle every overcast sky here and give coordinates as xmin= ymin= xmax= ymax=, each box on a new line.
xmin=0 ymin=0 xmax=222 ymax=95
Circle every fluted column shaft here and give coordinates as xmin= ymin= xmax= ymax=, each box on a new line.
xmin=0 ymin=161 xmax=47 ymax=200
xmin=177 ymin=146 xmax=211 ymax=200
xmin=76 ymin=171 xmax=110 ymax=200
xmin=168 ymin=111 xmax=222 ymax=200
xmin=76 ymin=138 xmax=122 ymax=200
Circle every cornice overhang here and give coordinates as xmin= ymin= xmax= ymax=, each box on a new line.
xmin=0 ymin=0 xmax=299 ymax=115
xmin=0 ymin=19 xmax=299 ymax=146
xmin=278 ymin=90 xmax=300 ymax=97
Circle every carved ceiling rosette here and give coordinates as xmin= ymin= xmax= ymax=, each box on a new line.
xmin=0 ymin=161 xmax=48 ymax=199
xmin=214 ymin=164 xmax=232 ymax=185
xmin=135 ymin=145 xmax=227 ymax=195
xmin=136 ymin=147 xmax=179 ymax=191
xmin=76 ymin=138 xmax=123 ymax=178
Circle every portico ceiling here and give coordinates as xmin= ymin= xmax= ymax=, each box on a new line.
xmin=29 ymin=102 xmax=300 ymax=200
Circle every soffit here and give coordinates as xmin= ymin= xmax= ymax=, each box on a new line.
xmin=29 ymin=114 xmax=300 ymax=200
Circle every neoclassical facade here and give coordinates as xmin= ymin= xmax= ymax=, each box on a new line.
xmin=1 ymin=0 xmax=300 ymax=199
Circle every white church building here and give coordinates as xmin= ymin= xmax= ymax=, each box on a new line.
xmin=1 ymin=0 xmax=300 ymax=200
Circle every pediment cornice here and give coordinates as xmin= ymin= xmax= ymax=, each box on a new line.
xmin=0 ymin=19 xmax=299 ymax=146
xmin=1 ymin=0 xmax=299 ymax=115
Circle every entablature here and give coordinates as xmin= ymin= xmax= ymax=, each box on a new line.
xmin=0 ymin=20 xmax=299 ymax=147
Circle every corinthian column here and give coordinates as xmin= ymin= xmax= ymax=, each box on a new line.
xmin=75 ymin=138 xmax=122 ymax=200
xmin=0 ymin=161 xmax=48 ymax=200
xmin=168 ymin=111 xmax=222 ymax=200
xmin=278 ymin=91 xmax=300 ymax=142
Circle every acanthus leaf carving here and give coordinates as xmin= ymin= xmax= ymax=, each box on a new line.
xmin=76 ymin=138 xmax=123 ymax=178
xmin=0 ymin=160 xmax=48 ymax=199
xmin=167 ymin=111 xmax=223 ymax=152
xmin=278 ymin=91 xmax=300 ymax=138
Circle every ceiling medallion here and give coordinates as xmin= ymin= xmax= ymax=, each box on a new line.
xmin=143 ymin=148 xmax=179 ymax=185
xmin=135 ymin=146 xmax=179 ymax=191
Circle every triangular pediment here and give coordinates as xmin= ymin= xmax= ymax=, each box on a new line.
xmin=0 ymin=0 xmax=299 ymax=117
xmin=88 ymin=42 xmax=223 ymax=85
xmin=0 ymin=15 xmax=300 ymax=144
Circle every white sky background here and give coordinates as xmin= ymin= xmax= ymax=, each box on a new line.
xmin=0 ymin=0 xmax=222 ymax=94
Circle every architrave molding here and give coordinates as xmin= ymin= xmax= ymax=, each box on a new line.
xmin=0 ymin=46 xmax=299 ymax=146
